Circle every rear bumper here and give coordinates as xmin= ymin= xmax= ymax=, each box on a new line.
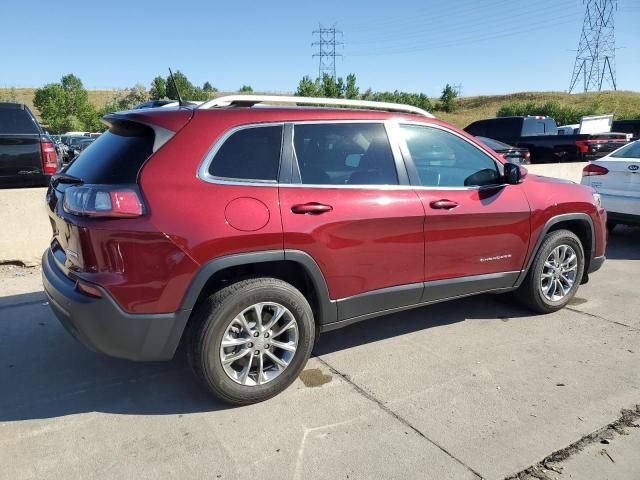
xmin=601 ymin=193 xmax=640 ymax=218
xmin=41 ymin=249 xmax=190 ymax=361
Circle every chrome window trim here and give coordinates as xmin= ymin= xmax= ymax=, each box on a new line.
xmin=197 ymin=122 xmax=285 ymax=185
xmin=196 ymin=119 xmax=509 ymax=191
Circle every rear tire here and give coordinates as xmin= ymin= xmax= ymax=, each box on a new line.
xmin=187 ymin=277 xmax=315 ymax=405
xmin=516 ymin=229 xmax=585 ymax=314
xmin=607 ymin=222 xmax=616 ymax=233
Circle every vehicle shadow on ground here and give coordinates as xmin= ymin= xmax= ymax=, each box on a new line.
xmin=0 ymin=291 xmax=531 ymax=422
xmin=0 ymin=236 xmax=629 ymax=422
xmin=605 ymin=226 xmax=640 ymax=260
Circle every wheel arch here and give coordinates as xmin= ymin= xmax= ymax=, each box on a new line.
xmin=516 ymin=213 xmax=595 ymax=287
xmin=178 ymin=250 xmax=337 ymax=331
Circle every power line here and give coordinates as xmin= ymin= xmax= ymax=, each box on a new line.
xmin=312 ymin=24 xmax=343 ymax=79
xmin=347 ymin=0 xmax=573 ymax=43
xmin=569 ymin=0 xmax=618 ymax=93
xmin=346 ymin=13 xmax=576 ymax=57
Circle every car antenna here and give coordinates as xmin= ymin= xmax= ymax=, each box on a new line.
xmin=168 ymin=68 xmax=184 ymax=107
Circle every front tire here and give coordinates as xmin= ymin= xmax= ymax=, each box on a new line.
xmin=187 ymin=277 xmax=315 ymax=405
xmin=516 ymin=229 xmax=585 ymax=314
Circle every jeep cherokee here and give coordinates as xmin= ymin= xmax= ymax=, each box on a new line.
xmin=42 ymin=96 xmax=607 ymax=405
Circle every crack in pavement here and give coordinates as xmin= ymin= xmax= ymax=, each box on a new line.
xmin=505 ymin=404 xmax=640 ymax=480
xmin=566 ymin=306 xmax=640 ymax=332
xmin=314 ymin=355 xmax=484 ymax=480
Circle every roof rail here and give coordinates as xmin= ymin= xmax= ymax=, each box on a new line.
xmin=197 ymin=95 xmax=434 ymax=118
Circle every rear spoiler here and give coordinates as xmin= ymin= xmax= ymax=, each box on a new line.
xmin=102 ymin=109 xmax=194 ymax=152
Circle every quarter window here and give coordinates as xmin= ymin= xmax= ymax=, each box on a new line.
xmin=293 ymin=123 xmax=398 ymax=185
xmin=400 ymin=125 xmax=500 ymax=187
xmin=208 ymin=125 xmax=283 ymax=181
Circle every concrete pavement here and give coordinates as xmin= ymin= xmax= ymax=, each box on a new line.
xmin=0 ymin=227 xmax=639 ymax=479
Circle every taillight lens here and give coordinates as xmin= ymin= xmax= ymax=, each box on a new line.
xmin=75 ymin=280 xmax=102 ymax=298
xmin=40 ymin=139 xmax=58 ymax=174
xmin=582 ymin=164 xmax=609 ymax=176
xmin=63 ymin=185 xmax=144 ymax=218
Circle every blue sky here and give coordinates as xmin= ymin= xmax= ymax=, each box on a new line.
xmin=1 ymin=0 xmax=638 ymax=96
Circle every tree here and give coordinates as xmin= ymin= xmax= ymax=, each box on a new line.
xmin=34 ymin=83 xmax=67 ymax=131
xmin=345 ymin=74 xmax=359 ymax=99
xmin=165 ymin=70 xmax=192 ymax=101
xmin=149 ymin=76 xmax=167 ymax=100
xmin=239 ymin=85 xmax=253 ymax=93
xmin=439 ymin=83 xmax=458 ymax=113
xmin=321 ymin=74 xmax=342 ymax=98
xmin=103 ymin=83 xmax=149 ymax=112
xmin=296 ymin=76 xmax=321 ymax=97
xmin=33 ymin=74 xmax=102 ymax=132
xmin=164 ymin=70 xmax=211 ymax=101
xmin=203 ymin=81 xmax=217 ymax=93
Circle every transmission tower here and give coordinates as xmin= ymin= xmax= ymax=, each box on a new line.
xmin=568 ymin=0 xmax=617 ymax=93
xmin=312 ymin=24 xmax=343 ymax=79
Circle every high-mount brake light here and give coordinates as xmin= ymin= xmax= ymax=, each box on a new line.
xmin=582 ymin=164 xmax=609 ymax=176
xmin=63 ymin=185 xmax=144 ymax=218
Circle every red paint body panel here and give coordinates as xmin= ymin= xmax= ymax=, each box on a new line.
xmin=521 ymin=174 xmax=607 ymax=259
xmin=416 ymin=185 xmax=531 ymax=280
xmin=279 ymin=187 xmax=425 ymax=299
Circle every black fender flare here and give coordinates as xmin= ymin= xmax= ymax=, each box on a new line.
xmin=514 ymin=213 xmax=595 ymax=287
xmin=177 ymin=249 xmax=337 ymax=324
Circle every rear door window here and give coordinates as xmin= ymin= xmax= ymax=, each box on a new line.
xmin=292 ymin=123 xmax=398 ymax=185
xmin=65 ymin=121 xmax=154 ymax=184
xmin=208 ymin=125 xmax=283 ymax=182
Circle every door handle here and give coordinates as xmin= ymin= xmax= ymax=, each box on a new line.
xmin=429 ymin=199 xmax=459 ymax=210
xmin=291 ymin=202 xmax=333 ymax=215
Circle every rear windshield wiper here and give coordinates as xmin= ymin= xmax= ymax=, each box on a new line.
xmin=51 ymin=172 xmax=84 ymax=188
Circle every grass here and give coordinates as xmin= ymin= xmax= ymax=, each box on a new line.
xmin=436 ymin=90 xmax=640 ymax=127
xmin=2 ymin=87 xmax=639 ymax=128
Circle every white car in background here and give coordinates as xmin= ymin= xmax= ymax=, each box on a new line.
xmin=582 ymin=140 xmax=640 ymax=232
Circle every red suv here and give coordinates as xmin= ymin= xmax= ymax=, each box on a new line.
xmin=42 ymin=96 xmax=607 ymax=405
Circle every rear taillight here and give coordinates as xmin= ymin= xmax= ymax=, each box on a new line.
xmin=576 ymin=140 xmax=589 ymax=154
xmin=40 ymin=139 xmax=58 ymax=174
xmin=582 ymin=164 xmax=609 ymax=176
xmin=63 ymin=185 xmax=144 ymax=218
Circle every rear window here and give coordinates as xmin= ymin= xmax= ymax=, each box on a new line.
xmin=65 ymin=121 xmax=154 ymax=184
xmin=208 ymin=125 xmax=283 ymax=182
xmin=611 ymin=141 xmax=640 ymax=159
xmin=612 ymin=121 xmax=640 ymax=138
xmin=0 ymin=106 xmax=40 ymax=134
xmin=465 ymin=118 xmax=521 ymax=141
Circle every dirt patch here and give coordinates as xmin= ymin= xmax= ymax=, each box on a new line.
xmin=507 ymin=405 xmax=640 ymax=479
xmin=299 ymin=368 xmax=332 ymax=388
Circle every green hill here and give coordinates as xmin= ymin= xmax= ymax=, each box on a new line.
xmin=2 ymin=87 xmax=638 ymax=129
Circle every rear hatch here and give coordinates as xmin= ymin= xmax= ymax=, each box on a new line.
xmin=46 ymin=109 xmax=193 ymax=274
xmin=0 ymin=103 xmax=43 ymax=182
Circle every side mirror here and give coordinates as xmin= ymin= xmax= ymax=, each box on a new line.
xmin=503 ymin=162 xmax=522 ymax=184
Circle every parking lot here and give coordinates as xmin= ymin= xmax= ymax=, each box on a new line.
xmin=1 ymin=227 xmax=639 ymax=480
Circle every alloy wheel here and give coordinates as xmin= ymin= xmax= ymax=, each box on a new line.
xmin=540 ymin=244 xmax=578 ymax=301
xmin=219 ymin=302 xmax=299 ymax=386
